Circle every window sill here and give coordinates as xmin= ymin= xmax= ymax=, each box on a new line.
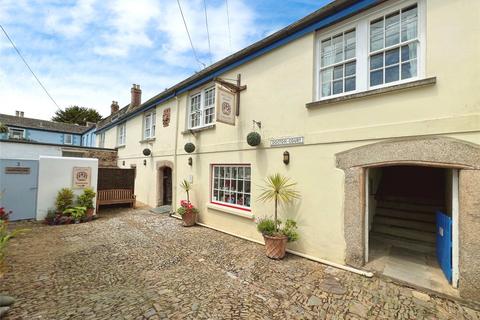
xmin=181 ymin=124 xmax=216 ymax=135
xmin=207 ymin=202 xmax=253 ymax=219
xmin=139 ymin=138 xmax=156 ymax=144
xmin=306 ymin=77 xmax=437 ymax=108
xmin=116 ymin=145 xmax=126 ymax=149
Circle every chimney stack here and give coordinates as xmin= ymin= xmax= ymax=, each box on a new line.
xmin=130 ymin=84 xmax=142 ymax=109
xmin=15 ymin=110 xmax=24 ymax=117
xmin=111 ymin=101 xmax=119 ymax=115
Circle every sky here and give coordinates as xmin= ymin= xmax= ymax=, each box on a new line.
xmin=0 ymin=0 xmax=331 ymax=120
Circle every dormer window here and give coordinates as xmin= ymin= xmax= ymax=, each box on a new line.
xmin=64 ymin=134 xmax=73 ymax=145
xmin=8 ymin=128 xmax=25 ymax=140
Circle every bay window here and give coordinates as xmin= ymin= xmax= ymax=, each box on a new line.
xmin=144 ymin=111 xmax=156 ymax=139
xmin=211 ymin=164 xmax=251 ymax=210
xmin=188 ymin=86 xmax=216 ymax=129
xmin=317 ymin=1 xmax=423 ymax=99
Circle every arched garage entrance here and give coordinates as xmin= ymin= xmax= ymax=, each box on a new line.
xmin=336 ymin=136 xmax=480 ymax=301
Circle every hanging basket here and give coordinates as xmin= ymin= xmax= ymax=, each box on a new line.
xmin=247 ymin=132 xmax=261 ymax=147
xmin=184 ymin=142 xmax=196 ymax=153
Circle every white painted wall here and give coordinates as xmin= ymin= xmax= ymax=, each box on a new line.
xmin=0 ymin=141 xmax=62 ymax=160
xmin=36 ymin=156 xmax=98 ymax=220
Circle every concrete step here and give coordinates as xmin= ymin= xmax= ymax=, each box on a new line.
xmin=372 ymin=224 xmax=436 ymax=243
xmin=370 ymin=232 xmax=436 ymax=254
xmin=376 ymin=208 xmax=436 ymax=223
xmin=374 ymin=216 xmax=436 ymax=233
xmin=376 ymin=200 xmax=444 ymax=214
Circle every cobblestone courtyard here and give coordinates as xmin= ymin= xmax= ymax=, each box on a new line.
xmin=1 ymin=208 xmax=479 ymax=319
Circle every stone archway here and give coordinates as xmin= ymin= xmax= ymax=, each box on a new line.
xmin=336 ymin=136 xmax=480 ymax=301
xmin=156 ymin=160 xmax=174 ymax=207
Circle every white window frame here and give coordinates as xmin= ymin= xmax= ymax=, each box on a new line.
xmin=64 ymin=134 xmax=73 ymax=145
xmin=8 ymin=127 xmax=25 ymax=139
xmin=143 ymin=111 xmax=156 ymax=139
xmin=98 ymin=132 xmax=105 ymax=148
xmin=187 ymin=85 xmax=216 ymax=130
xmin=117 ymin=123 xmax=126 ymax=146
xmin=211 ymin=164 xmax=251 ymax=211
xmin=315 ymin=0 xmax=425 ymax=100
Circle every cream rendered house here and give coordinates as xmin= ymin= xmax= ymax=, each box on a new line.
xmin=95 ymin=0 xmax=480 ymax=301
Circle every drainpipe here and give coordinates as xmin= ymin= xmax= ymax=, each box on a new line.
xmin=172 ymin=95 xmax=180 ymax=214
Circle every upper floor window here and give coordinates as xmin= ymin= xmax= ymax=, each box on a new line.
xmin=369 ymin=5 xmax=418 ymax=86
xmin=320 ymin=29 xmax=356 ymax=97
xmin=144 ymin=111 xmax=156 ymax=139
xmin=8 ymin=128 xmax=25 ymax=140
xmin=117 ymin=123 xmax=126 ymax=146
xmin=188 ymin=86 xmax=215 ymax=129
xmin=98 ymin=132 xmax=105 ymax=148
xmin=316 ymin=1 xmax=423 ymax=100
xmin=64 ymin=134 xmax=73 ymax=145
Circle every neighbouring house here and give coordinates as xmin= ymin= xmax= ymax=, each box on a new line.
xmin=0 ymin=111 xmax=93 ymax=146
xmin=93 ymin=0 xmax=480 ymax=301
xmin=0 ymin=112 xmax=118 ymax=221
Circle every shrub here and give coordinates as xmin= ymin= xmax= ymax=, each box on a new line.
xmin=63 ymin=206 xmax=87 ymax=222
xmin=55 ymin=188 xmax=74 ymax=212
xmin=256 ymin=217 xmax=299 ymax=242
xmin=77 ymin=188 xmax=96 ymax=209
xmin=0 ymin=207 xmax=12 ymax=221
xmin=177 ymin=200 xmax=199 ymax=216
xmin=0 ymin=220 xmax=28 ymax=262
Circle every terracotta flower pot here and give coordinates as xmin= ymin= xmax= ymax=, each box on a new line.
xmin=263 ymin=234 xmax=288 ymax=259
xmin=86 ymin=208 xmax=94 ymax=217
xmin=182 ymin=210 xmax=197 ymax=227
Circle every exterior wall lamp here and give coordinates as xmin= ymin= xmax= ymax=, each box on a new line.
xmin=188 ymin=157 xmax=193 ymax=166
xmin=283 ymin=151 xmax=290 ymax=165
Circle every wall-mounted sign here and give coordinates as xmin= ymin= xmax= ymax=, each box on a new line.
xmin=5 ymin=167 xmax=30 ymax=174
xmin=215 ymin=85 xmax=236 ymax=126
xmin=72 ymin=167 xmax=91 ymax=188
xmin=162 ymin=108 xmax=171 ymax=127
xmin=270 ymin=136 xmax=304 ymax=147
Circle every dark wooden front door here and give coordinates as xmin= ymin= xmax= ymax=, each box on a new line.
xmin=163 ymin=167 xmax=172 ymax=205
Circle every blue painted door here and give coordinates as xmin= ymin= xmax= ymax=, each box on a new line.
xmin=436 ymin=211 xmax=452 ymax=283
xmin=0 ymin=160 xmax=38 ymax=221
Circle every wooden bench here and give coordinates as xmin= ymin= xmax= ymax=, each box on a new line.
xmin=96 ymin=189 xmax=136 ymax=212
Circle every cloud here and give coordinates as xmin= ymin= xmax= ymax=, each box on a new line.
xmin=45 ymin=0 xmax=97 ymax=38
xmin=0 ymin=0 xmax=324 ymax=120
xmin=93 ymin=0 xmax=161 ymax=57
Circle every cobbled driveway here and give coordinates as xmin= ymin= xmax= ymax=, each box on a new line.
xmin=1 ymin=208 xmax=479 ymax=320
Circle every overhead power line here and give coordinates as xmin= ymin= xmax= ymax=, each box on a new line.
xmin=0 ymin=24 xmax=62 ymax=111
xmin=203 ymin=0 xmax=213 ymax=64
xmin=225 ymin=0 xmax=232 ymax=51
xmin=176 ymin=0 xmax=206 ymax=69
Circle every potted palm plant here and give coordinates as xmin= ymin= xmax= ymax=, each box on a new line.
xmin=256 ymin=173 xmax=300 ymax=259
xmin=177 ymin=180 xmax=198 ymax=227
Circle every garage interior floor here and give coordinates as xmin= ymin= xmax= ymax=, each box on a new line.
xmin=365 ymin=240 xmax=459 ymax=297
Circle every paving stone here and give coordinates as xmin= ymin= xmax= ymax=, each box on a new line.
xmin=307 ymin=295 xmax=322 ymax=306
xmin=0 ymin=207 xmax=478 ymax=319
xmin=0 ymin=295 xmax=15 ymax=306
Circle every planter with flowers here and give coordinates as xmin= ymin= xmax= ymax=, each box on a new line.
xmin=256 ymin=173 xmax=300 ymax=259
xmin=177 ymin=180 xmax=198 ymax=227
xmin=77 ymin=188 xmax=96 ymax=219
